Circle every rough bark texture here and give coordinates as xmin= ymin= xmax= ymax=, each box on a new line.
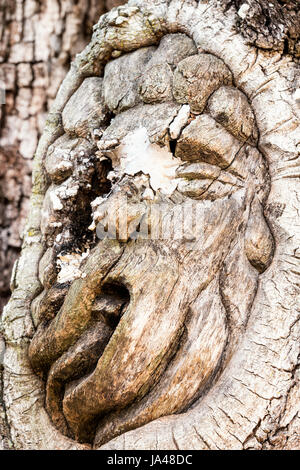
xmin=226 ymin=0 xmax=300 ymax=57
xmin=1 ymin=0 xmax=299 ymax=450
xmin=0 ymin=0 xmax=126 ymax=314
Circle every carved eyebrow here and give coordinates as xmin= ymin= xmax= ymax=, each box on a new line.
xmin=175 ymin=114 xmax=245 ymax=170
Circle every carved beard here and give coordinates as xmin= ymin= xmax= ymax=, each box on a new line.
xmin=27 ymin=34 xmax=274 ymax=447
xmin=28 ymin=185 xmax=259 ymax=445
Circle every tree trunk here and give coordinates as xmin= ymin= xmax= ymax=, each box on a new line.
xmin=1 ymin=0 xmax=299 ymax=450
xmin=0 ymin=0 xmax=126 ymax=314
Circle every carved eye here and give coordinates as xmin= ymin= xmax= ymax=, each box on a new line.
xmin=176 ymin=162 xmax=244 ymax=200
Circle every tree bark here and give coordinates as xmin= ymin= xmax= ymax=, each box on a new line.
xmin=1 ymin=0 xmax=299 ymax=450
xmin=0 ymin=0 xmax=126 ymax=314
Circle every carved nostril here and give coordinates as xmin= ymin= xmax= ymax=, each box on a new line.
xmin=91 ymin=283 xmax=130 ymax=328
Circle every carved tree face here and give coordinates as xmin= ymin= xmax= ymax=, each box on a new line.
xmin=28 ymin=34 xmax=274 ymax=446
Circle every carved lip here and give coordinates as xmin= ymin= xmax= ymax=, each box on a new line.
xmin=62 ymin=287 xmax=130 ymax=388
xmin=45 ymin=285 xmax=130 ymax=439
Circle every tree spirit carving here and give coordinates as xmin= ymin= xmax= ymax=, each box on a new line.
xmin=1 ymin=1 xmax=299 ymax=450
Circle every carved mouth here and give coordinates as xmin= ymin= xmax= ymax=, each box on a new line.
xmin=45 ymin=282 xmax=130 ymax=439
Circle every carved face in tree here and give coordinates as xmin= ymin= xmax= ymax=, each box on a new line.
xmin=28 ymin=33 xmax=274 ymax=446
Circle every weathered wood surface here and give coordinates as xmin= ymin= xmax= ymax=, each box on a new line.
xmin=1 ymin=0 xmax=299 ymax=450
xmin=0 ymin=0 xmax=126 ymax=314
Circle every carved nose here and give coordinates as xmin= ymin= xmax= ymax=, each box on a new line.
xmin=91 ymin=282 xmax=130 ymax=328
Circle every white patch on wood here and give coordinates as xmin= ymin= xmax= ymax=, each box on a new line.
xmin=57 ymin=251 xmax=89 ymax=284
xmin=237 ymin=3 xmax=250 ymax=19
xmin=56 ymin=161 xmax=73 ymax=171
xmin=142 ymin=187 xmax=155 ymax=200
xmin=0 ymin=336 xmax=5 ymax=366
xmin=117 ymin=127 xmax=179 ymax=195
xmin=56 ymin=180 xmax=80 ymax=199
xmin=294 ymin=89 xmax=300 ymax=105
xmin=50 ymin=191 xmax=63 ymax=211
xmin=169 ymin=105 xmax=190 ymax=139
xmin=91 ymin=196 xmax=106 ymax=208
